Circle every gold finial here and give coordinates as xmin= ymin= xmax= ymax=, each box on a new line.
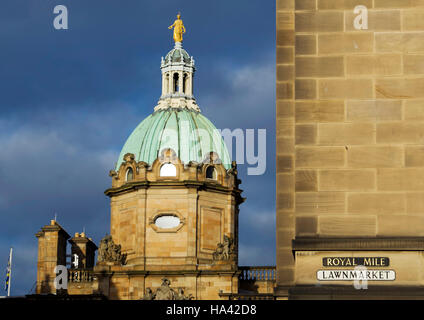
xmin=168 ymin=12 xmax=186 ymax=43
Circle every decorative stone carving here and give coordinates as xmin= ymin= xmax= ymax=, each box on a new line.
xmin=213 ymin=235 xmax=235 ymax=261
xmin=203 ymin=151 xmax=222 ymax=166
xmin=154 ymin=97 xmax=200 ymax=112
xmin=228 ymin=161 xmax=243 ymax=190
xmin=155 ymin=278 xmax=175 ymax=300
xmin=123 ymin=153 xmax=135 ymax=163
xmin=97 ymin=234 xmax=126 ymax=265
xmin=176 ymin=288 xmax=192 ymax=300
xmin=109 ymin=170 xmax=118 ymax=180
xmin=142 ymin=278 xmax=193 ymax=300
xmin=143 ymin=288 xmax=155 ymax=300
xmin=158 ymin=148 xmax=178 ymax=164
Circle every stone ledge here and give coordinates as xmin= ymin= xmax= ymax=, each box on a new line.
xmin=93 ymin=269 xmax=241 ymax=277
xmin=289 ymin=285 xmax=424 ymax=300
xmin=104 ymin=180 xmax=243 ymax=199
xmin=293 ymin=237 xmax=424 ymax=251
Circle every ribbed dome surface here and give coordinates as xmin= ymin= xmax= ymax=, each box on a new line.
xmin=165 ymin=46 xmax=191 ymax=63
xmin=116 ymin=109 xmax=231 ymax=170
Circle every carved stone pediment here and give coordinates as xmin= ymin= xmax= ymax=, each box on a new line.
xmin=142 ymin=278 xmax=193 ymax=300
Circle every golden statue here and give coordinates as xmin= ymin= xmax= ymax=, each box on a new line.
xmin=168 ymin=13 xmax=186 ymax=43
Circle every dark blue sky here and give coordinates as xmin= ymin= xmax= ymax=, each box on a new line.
xmin=0 ymin=0 xmax=275 ymax=295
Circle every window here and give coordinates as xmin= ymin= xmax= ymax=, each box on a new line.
xmin=126 ymin=167 xmax=134 ymax=181
xmin=150 ymin=212 xmax=185 ymax=233
xmin=154 ymin=215 xmax=181 ymax=229
xmin=160 ymin=163 xmax=177 ymax=177
xmin=206 ymin=166 xmax=217 ymax=180
xmin=173 ymin=73 xmax=179 ymax=93
xmin=183 ymin=73 xmax=187 ymax=93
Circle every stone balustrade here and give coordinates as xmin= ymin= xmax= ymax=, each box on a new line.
xmin=68 ymin=269 xmax=95 ymax=283
xmin=238 ymin=266 xmax=276 ymax=281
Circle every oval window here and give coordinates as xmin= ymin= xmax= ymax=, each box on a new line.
xmin=160 ymin=163 xmax=177 ymax=177
xmin=154 ymin=215 xmax=180 ymax=229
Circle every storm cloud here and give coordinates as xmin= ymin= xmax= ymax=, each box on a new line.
xmin=0 ymin=0 xmax=275 ymax=295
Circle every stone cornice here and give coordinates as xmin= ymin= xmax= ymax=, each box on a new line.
xmin=154 ymin=97 xmax=200 ymax=112
xmin=93 ymin=269 xmax=241 ymax=277
xmin=104 ymin=180 xmax=244 ymax=200
xmin=293 ymin=237 xmax=424 ymax=251
xmin=36 ymin=222 xmax=71 ymax=240
xmin=69 ymin=236 xmax=98 ymax=250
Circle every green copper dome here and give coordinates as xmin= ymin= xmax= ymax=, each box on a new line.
xmin=116 ymin=109 xmax=231 ymax=170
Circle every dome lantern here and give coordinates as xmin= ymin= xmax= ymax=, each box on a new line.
xmin=157 ymin=41 xmax=198 ymax=111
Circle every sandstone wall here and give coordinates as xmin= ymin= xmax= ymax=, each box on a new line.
xmin=276 ymin=0 xmax=424 ymax=289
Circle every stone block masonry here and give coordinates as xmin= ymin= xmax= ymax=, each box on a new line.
xmin=276 ymin=0 xmax=424 ymax=296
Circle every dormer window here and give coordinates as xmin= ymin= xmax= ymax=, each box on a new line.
xmin=160 ymin=163 xmax=177 ymax=177
xmin=126 ymin=167 xmax=134 ymax=181
xmin=206 ymin=166 xmax=217 ymax=180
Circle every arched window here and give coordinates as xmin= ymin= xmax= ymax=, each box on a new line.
xmin=206 ymin=166 xmax=217 ymax=180
xmin=183 ymin=73 xmax=187 ymax=93
xmin=126 ymin=167 xmax=134 ymax=181
xmin=173 ymin=73 xmax=179 ymax=93
xmin=160 ymin=163 xmax=177 ymax=177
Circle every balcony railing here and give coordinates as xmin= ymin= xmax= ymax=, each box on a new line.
xmin=68 ymin=269 xmax=95 ymax=283
xmin=238 ymin=266 xmax=276 ymax=281
xmin=220 ymin=292 xmax=275 ymax=300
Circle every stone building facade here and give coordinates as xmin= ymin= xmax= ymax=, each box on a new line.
xmin=277 ymin=0 xmax=424 ymax=299
xmin=98 ymin=149 xmax=243 ymax=300
xmin=35 ymin=221 xmax=70 ymax=294
xmin=96 ymin=38 xmax=247 ymax=300
xmin=35 ymin=33 xmax=276 ymax=300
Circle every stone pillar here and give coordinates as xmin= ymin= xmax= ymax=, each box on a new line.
xmin=161 ymin=72 xmax=166 ymax=96
xmin=169 ymin=72 xmax=174 ymax=94
xmin=186 ymin=189 xmax=198 ymax=265
xmin=35 ymin=220 xmax=70 ymax=294
xmin=165 ymin=73 xmax=169 ymax=95
xmin=275 ymin=0 xmax=295 ymax=297
xmin=188 ymin=74 xmax=193 ymax=96
xmin=277 ymin=0 xmax=424 ymax=299
xmin=178 ymin=71 xmax=183 ymax=94
xmin=69 ymin=232 xmax=98 ymax=269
